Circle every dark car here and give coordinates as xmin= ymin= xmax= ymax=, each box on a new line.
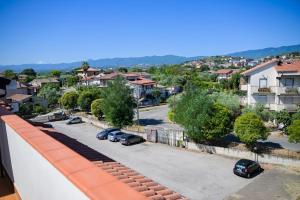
xmin=66 ymin=116 xmax=82 ymax=125
xmin=96 ymin=128 xmax=120 ymax=140
xmin=233 ymin=159 xmax=262 ymax=178
xmin=120 ymin=134 xmax=143 ymax=145
xmin=108 ymin=131 xmax=126 ymax=142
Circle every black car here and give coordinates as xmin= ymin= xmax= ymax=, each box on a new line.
xmin=233 ymin=159 xmax=262 ymax=178
xmin=120 ymin=134 xmax=143 ymax=145
xmin=96 ymin=128 xmax=120 ymax=140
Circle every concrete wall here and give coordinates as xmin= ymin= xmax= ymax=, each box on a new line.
xmin=186 ymin=142 xmax=300 ymax=167
xmin=0 ymin=122 xmax=89 ymax=200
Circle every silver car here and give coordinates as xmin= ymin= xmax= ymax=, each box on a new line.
xmin=66 ymin=116 xmax=82 ymax=125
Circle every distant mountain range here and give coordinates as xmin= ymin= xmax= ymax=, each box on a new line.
xmin=1 ymin=44 xmax=300 ymax=72
xmin=227 ymin=44 xmax=300 ymax=58
xmin=0 ymin=55 xmax=202 ymax=72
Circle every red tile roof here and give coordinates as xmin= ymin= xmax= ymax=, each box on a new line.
xmin=241 ymin=59 xmax=278 ymax=76
xmin=130 ymin=79 xmax=156 ymax=86
xmin=275 ymin=60 xmax=300 ymax=73
xmin=214 ymin=69 xmax=233 ymax=74
xmin=6 ymin=94 xmax=32 ymax=102
xmin=99 ymin=72 xmax=120 ymax=80
xmin=77 ymin=67 xmax=100 ymax=72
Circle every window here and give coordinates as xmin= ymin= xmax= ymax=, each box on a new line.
xmin=284 ymin=78 xmax=294 ymax=87
xmin=259 ymin=78 xmax=267 ymax=88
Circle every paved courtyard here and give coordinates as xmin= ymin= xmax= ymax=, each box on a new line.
xmin=49 ymin=121 xmax=254 ymax=200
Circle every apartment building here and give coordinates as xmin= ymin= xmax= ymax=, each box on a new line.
xmin=240 ymin=59 xmax=300 ymax=112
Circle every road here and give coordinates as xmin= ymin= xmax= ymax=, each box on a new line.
xmin=49 ymin=120 xmax=253 ymax=200
xmin=137 ymin=104 xmax=183 ymax=130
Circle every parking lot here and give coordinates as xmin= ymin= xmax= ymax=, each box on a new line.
xmin=48 ymin=120 xmax=255 ymax=200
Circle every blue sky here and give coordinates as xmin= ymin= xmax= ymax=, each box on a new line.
xmin=0 ymin=0 xmax=300 ymax=65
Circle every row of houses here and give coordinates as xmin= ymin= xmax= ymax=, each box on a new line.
xmin=76 ymin=68 xmax=169 ymax=100
xmin=0 ymin=75 xmax=60 ymax=112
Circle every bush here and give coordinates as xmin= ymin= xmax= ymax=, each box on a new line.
xmin=60 ymin=91 xmax=79 ymax=110
xmin=77 ymin=91 xmax=95 ymax=112
xmin=91 ymin=99 xmax=103 ymax=119
xmin=167 ymin=110 xmax=175 ymax=122
xmin=33 ymin=104 xmax=45 ymax=114
xmin=242 ymin=104 xmax=273 ymax=122
xmin=292 ymin=111 xmax=300 ymax=121
xmin=234 ymin=112 xmax=268 ymax=146
xmin=288 ymin=120 xmax=300 ymax=143
xmin=275 ymin=110 xmax=292 ymax=133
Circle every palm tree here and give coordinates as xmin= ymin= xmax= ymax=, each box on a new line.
xmin=81 ymin=61 xmax=90 ymax=85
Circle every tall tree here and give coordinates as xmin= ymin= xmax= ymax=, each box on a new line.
xmin=4 ymin=70 xmax=17 ymax=80
xmin=37 ymin=84 xmax=61 ymax=106
xmin=102 ymin=76 xmax=136 ymax=128
xmin=81 ymin=61 xmax=90 ymax=85
xmin=51 ymin=70 xmax=61 ymax=78
xmin=21 ymin=68 xmax=37 ymax=77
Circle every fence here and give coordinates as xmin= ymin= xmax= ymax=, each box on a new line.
xmin=79 ymin=115 xmax=300 ymax=167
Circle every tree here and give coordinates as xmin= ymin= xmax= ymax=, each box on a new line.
xmin=37 ymin=83 xmax=61 ymax=106
xmin=51 ymin=70 xmax=61 ymax=78
xmin=288 ymin=120 xmax=300 ymax=143
xmin=102 ymin=76 xmax=136 ymax=128
xmin=174 ymin=89 xmax=232 ymax=142
xmin=59 ymin=91 xmax=78 ymax=110
xmin=275 ymin=110 xmax=291 ymax=132
xmin=4 ymin=70 xmax=17 ymax=79
xmin=21 ymin=68 xmax=37 ymax=77
xmin=234 ymin=112 xmax=268 ymax=146
xmin=229 ymin=73 xmax=241 ymax=91
xmin=292 ymin=110 xmax=300 ymax=121
xmin=211 ymin=92 xmax=240 ymax=115
xmin=77 ymin=91 xmax=95 ymax=112
xmin=91 ymin=99 xmax=103 ymax=119
xmin=66 ymin=76 xmax=79 ymax=87
xmin=81 ymin=61 xmax=90 ymax=85
xmin=118 ymin=67 xmax=128 ymax=73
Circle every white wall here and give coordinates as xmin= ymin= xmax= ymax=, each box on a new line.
xmin=0 ymin=123 xmax=89 ymax=200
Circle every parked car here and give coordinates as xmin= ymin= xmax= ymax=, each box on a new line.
xmin=66 ymin=116 xmax=82 ymax=125
xmin=233 ymin=159 xmax=262 ymax=178
xmin=96 ymin=128 xmax=120 ymax=140
xmin=48 ymin=111 xmax=68 ymax=121
xmin=108 ymin=131 xmax=126 ymax=142
xmin=120 ymin=134 xmax=143 ymax=145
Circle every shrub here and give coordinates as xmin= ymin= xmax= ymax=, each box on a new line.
xmin=60 ymin=91 xmax=79 ymax=110
xmin=91 ymin=99 xmax=103 ymax=119
xmin=167 ymin=110 xmax=175 ymax=122
xmin=33 ymin=104 xmax=45 ymax=114
xmin=288 ymin=120 xmax=300 ymax=143
xmin=77 ymin=91 xmax=95 ymax=112
xmin=234 ymin=112 xmax=268 ymax=146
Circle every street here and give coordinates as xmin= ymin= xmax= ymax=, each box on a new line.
xmin=48 ymin=120 xmax=253 ymax=200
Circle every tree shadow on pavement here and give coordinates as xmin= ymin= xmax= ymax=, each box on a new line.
xmin=138 ymin=119 xmax=163 ymax=126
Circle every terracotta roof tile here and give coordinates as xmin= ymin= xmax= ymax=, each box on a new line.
xmin=275 ymin=60 xmax=300 ymax=73
xmin=130 ymin=78 xmax=156 ymax=85
xmin=241 ymin=59 xmax=278 ymax=76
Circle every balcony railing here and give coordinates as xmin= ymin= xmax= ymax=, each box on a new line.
xmin=251 ymin=86 xmax=276 ymax=95
xmin=276 ymin=87 xmax=300 ymax=96
xmin=250 ymin=86 xmax=300 ymax=96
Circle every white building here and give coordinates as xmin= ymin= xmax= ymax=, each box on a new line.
xmin=241 ymin=59 xmax=300 ymax=112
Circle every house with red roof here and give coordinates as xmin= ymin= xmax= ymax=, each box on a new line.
xmin=240 ymin=59 xmax=300 ymax=111
xmin=213 ymin=69 xmax=239 ymax=81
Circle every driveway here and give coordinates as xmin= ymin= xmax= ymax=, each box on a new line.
xmin=137 ymin=104 xmax=183 ymax=130
xmin=48 ymin=120 xmax=254 ymax=200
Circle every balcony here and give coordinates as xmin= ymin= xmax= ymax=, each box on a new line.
xmin=276 ymin=87 xmax=300 ymax=96
xmin=276 ymin=104 xmax=300 ymax=111
xmin=251 ymin=86 xmax=276 ymax=95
